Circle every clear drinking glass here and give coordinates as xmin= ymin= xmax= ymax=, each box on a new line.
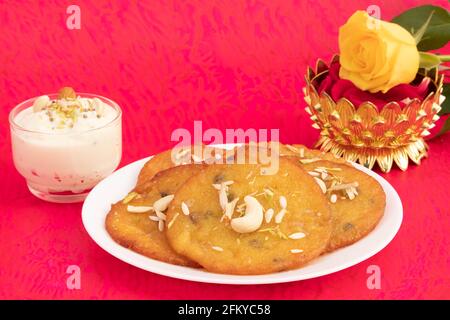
xmin=9 ymin=93 xmax=122 ymax=203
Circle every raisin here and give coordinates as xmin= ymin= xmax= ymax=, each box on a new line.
xmin=343 ymin=223 xmax=354 ymax=231
xmin=189 ymin=213 xmax=199 ymax=224
xmin=213 ymin=173 xmax=225 ymax=184
xmin=227 ymin=192 xmax=236 ymax=202
xmin=248 ymin=239 xmax=263 ymax=248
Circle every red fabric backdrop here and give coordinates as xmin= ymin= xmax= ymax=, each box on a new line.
xmin=0 ymin=0 xmax=449 ymax=299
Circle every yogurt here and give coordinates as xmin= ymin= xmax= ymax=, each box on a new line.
xmin=14 ymin=98 xmax=117 ymax=133
xmin=9 ymin=88 xmax=122 ymax=202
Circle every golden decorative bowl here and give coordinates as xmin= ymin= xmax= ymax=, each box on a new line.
xmin=304 ymin=56 xmax=445 ymax=172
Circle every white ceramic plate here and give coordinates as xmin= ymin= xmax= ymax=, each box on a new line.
xmin=82 ymin=145 xmax=403 ymax=285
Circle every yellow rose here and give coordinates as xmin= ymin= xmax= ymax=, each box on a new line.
xmin=339 ymin=11 xmax=419 ymax=93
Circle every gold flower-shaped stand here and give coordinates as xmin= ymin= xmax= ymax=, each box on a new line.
xmin=304 ymin=56 xmax=444 ymax=172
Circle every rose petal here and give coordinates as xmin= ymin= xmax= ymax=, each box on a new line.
xmin=317 ymin=61 xmax=430 ymax=110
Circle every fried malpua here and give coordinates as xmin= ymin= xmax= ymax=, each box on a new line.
xmin=299 ymin=160 xmax=385 ymax=252
xmin=165 ymin=158 xmax=332 ymax=275
xmin=106 ymin=164 xmax=206 ymax=267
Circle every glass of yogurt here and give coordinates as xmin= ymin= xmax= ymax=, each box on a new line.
xmin=9 ymin=87 xmax=122 ymax=203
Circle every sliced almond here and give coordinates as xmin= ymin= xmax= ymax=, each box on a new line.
xmin=313 ymin=177 xmax=327 ymax=194
xmin=265 ymin=208 xmax=274 ymax=223
xmin=279 ymin=196 xmax=287 ymax=209
xmin=181 ymin=202 xmax=190 ymax=216
xmin=275 ymin=208 xmax=287 ymax=224
xmin=158 ymin=220 xmax=164 ymax=231
xmin=167 ymin=212 xmax=179 ymax=229
xmin=308 ymin=171 xmax=320 ymax=177
xmin=346 ymin=188 xmax=356 ymax=200
xmin=330 ymin=194 xmax=337 ymax=203
xmin=328 ymin=182 xmax=359 ymax=191
xmin=155 ymin=210 xmax=166 ymax=221
xmin=288 ymin=232 xmax=306 ymax=240
xmin=211 ymin=246 xmax=224 ymax=252
xmin=300 ymin=158 xmax=321 ymax=164
xmin=122 ymin=191 xmax=139 ymax=204
xmin=127 ymin=205 xmax=153 ymax=213
xmin=299 ymin=148 xmax=305 ymax=158
xmin=153 ymin=194 xmax=174 ymax=212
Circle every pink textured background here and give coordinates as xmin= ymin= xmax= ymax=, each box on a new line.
xmin=0 ymin=0 xmax=449 ymax=299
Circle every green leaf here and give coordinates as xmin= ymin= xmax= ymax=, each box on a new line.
xmin=438 ymin=54 xmax=450 ymax=62
xmin=392 ymin=5 xmax=450 ymax=51
xmin=438 ymin=83 xmax=450 ymax=116
xmin=419 ymin=52 xmax=442 ymax=69
xmin=437 ymin=116 xmax=450 ymax=137
xmin=413 ymin=10 xmax=434 ymax=44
